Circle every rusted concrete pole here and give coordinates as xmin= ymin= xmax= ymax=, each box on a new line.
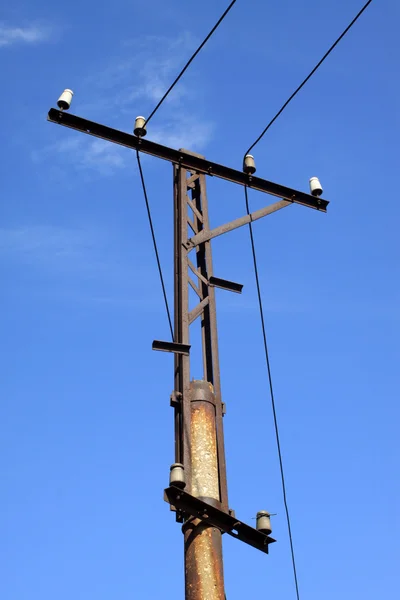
xmin=184 ymin=380 xmax=225 ymax=600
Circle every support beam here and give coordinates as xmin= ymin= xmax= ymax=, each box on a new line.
xmin=186 ymin=199 xmax=290 ymax=249
xmin=172 ymin=163 xmax=229 ymax=517
xmin=165 ymin=487 xmax=275 ymax=554
xmin=47 ymin=108 xmax=329 ymax=212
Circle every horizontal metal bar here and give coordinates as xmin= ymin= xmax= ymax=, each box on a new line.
xmin=187 ymin=199 xmax=290 ymax=248
xmin=47 ymin=109 xmax=329 ymax=211
xmin=164 ymin=486 xmax=275 ymax=554
xmin=152 ymin=340 xmax=191 ymax=355
xmin=209 ymin=276 xmax=243 ymax=294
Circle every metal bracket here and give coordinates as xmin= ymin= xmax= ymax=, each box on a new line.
xmin=186 ymin=199 xmax=293 ymax=249
xmin=47 ymin=109 xmax=329 ymax=211
xmin=209 ymin=276 xmax=243 ymax=294
xmin=152 ymin=340 xmax=191 ymax=355
xmin=170 ymin=391 xmax=182 ymax=408
xmin=164 ymin=486 xmax=275 ymax=554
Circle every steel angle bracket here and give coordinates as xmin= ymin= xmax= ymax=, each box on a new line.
xmin=152 ymin=340 xmax=191 ymax=355
xmin=47 ymin=109 xmax=329 ymax=211
xmin=208 ymin=276 xmax=243 ymax=294
xmin=164 ymin=486 xmax=275 ymax=554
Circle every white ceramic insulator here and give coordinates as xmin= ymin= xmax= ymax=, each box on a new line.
xmin=134 ymin=116 xmax=147 ymax=137
xmin=256 ymin=511 xmax=272 ymax=534
xmin=309 ymin=176 xmax=323 ymax=197
xmin=57 ymin=89 xmax=74 ymax=110
xmin=170 ymin=463 xmax=185 ymax=488
xmin=243 ymin=154 xmax=256 ymax=174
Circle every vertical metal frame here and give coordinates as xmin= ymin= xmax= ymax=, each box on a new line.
xmin=173 ymin=164 xmax=192 ymax=490
xmin=173 ymin=159 xmax=229 ymax=512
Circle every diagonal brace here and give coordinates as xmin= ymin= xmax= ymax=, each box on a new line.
xmin=186 ymin=199 xmax=290 ymax=249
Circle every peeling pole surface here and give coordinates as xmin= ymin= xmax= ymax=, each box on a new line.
xmin=184 ymin=380 xmax=225 ymax=600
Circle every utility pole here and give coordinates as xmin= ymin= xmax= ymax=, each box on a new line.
xmin=48 ymin=100 xmax=328 ymax=599
xmin=173 ymin=161 xmax=228 ymax=598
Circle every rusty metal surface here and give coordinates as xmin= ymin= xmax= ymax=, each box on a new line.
xmin=172 ymin=164 xmax=248 ymax=595
xmin=190 ymin=381 xmax=219 ymax=501
xmin=172 ymin=165 xmax=229 ymax=512
xmin=185 ymin=380 xmax=225 ymax=600
xmin=194 ymin=174 xmax=229 ymax=511
xmin=184 ymin=520 xmax=225 ymax=600
xmin=165 ymin=486 xmax=276 ymax=554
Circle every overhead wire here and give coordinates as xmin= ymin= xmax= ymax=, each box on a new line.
xmin=135 ymin=149 xmax=174 ymax=340
xmin=243 ymin=6 xmax=373 ymax=596
xmin=145 ymin=0 xmax=237 ymax=126
xmin=135 ymin=2 xmax=373 ymax=599
xmin=244 ymin=186 xmax=301 ymax=600
xmin=245 ymin=0 xmax=373 ymax=156
xmin=134 ymin=2 xmax=238 ymax=340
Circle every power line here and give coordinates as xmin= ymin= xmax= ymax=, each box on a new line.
xmin=244 ymin=186 xmax=301 ymax=600
xmin=245 ymin=0 xmax=373 ymax=156
xmin=145 ymin=0 xmax=237 ymax=125
xmin=242 ymin=5 xmax=374 ymax=596
xmin=135 ymin=149 xmax=174 ymax=340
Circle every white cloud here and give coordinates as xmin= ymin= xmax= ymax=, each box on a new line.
xmin=32 ymin=136 xmax=127 ymax=176
xmin=87 ymin=32 xmax=196 ymax=103
xmin=40 ymin=32 xmax=213 ymax=176
xmin=80 ymin=138 xmax=125 ymax=171
xmin=0 ymin=23 xmax=50 ymax=47
xmin=82 ymin=32 xmax=213 ymax=148
xmin=150 ymin=119 xmax=214 ymax=152
xmin=118 ymin=33 xmax=196 ymax=106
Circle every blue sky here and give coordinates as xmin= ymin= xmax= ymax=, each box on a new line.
xmin=1 ymin=1 xmax=399 ymax=598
